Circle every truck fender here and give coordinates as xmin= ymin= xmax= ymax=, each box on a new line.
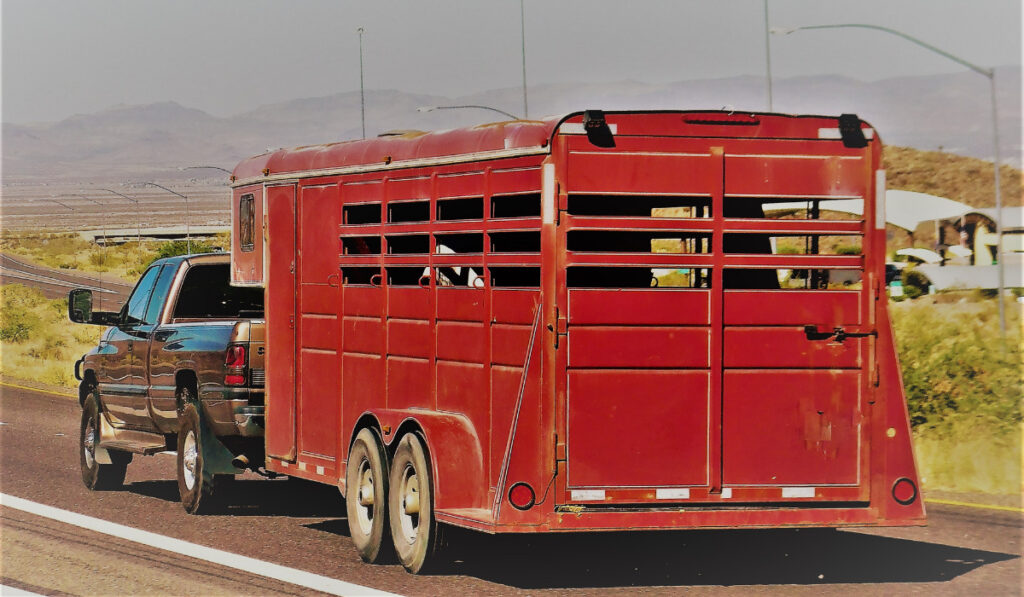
xmin=363 ymin=409 xmax=488 ymax=511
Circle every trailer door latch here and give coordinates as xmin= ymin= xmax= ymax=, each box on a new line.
xmin=804 ymin=325 xmax=876 ymax=343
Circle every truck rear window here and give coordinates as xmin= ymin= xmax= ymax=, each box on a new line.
xmin=174 ymin=263 xmax=264 ymax=319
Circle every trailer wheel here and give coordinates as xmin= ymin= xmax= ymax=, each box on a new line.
xmin=80 ymin=395 xmax=131 ymax=490
xmin=346 ymin=428 xmax=392 ymax=563
xmin=177 ymin=402 xmax=218 ymax=514
xmin=389 ymin=432 xmax=444 ymax=574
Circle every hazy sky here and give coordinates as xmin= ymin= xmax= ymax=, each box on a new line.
xmin=2 ymin=0 xmax=1021 ymax=124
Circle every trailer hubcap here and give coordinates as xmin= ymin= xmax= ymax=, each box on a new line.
xmin=182 ymin=430 xmax=198 ymax=491
xmin=398 ymin=466 xmax=420 ymax=543
xmin=83 ymin=419 xmax=96 ymax=468
xmin=355 ymin=461 xmax=375 ymax=535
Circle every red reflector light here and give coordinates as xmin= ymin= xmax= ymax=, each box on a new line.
xmin=224 ymin=374 xmax=246 ymax=385
xmin=508 ymin=482 xmax=535 ymax=510
xmin=892 ymin=477 xmax=918 ymax=505
xmin=224 ymin=344 xmax=247 ymax=386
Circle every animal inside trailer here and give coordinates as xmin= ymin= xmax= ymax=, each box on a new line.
xmin=230 ymin=110 xmax=924 ymax=573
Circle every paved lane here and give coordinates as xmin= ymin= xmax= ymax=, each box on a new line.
xmin=0 ymin=253 xmax=132 ymax=304
xmin=0 ymin=384 xmax=1019 ymax=596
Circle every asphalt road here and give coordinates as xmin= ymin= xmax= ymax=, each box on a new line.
xmin=1 ymin=384 xmax=1020 ymax=596
xmin=0 ymin=253 xmax=132 ymax=306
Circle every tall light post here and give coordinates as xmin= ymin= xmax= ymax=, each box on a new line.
xmin=763 ymin=0 xmax=773 ymax=111
xmin=46 ymin=198 xmax=75 ymax=230
xmin=520 ymin=0 xmax=529 ymax=119
xmin=179 ymin=165 xmax=232 ymax=175
xmin=358 ymin=27 xmax=366 ymax=139
xmin=55 ymin=193 xmax=107 ymax=245
xmin=96 ymin=188 xmax=143 ymax=244
xmin=772 ymin=22 xmax=1007 ymax=339
xmin=417 ymin=105 xmax=520 ymax=120
xmin=142 ymin=182 xmax=191 ymax=254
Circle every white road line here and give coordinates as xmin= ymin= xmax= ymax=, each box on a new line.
xmin=0 ymin=585 xmax=45 ymax=596
xmin=0 ymin=494 xmax=399 ymax=597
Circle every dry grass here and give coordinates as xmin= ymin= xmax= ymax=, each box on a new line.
xmin=0 ymin=284 xmax=103 ymax=387
xmin=0 ymin=233 xmax=159 ymax=282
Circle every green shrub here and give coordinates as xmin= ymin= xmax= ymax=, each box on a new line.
xmin=891 ymin=298 xmax=1022 ymax=435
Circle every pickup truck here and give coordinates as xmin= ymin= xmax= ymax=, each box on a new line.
xmin=69 ymin=252 xmax=265 ymax=513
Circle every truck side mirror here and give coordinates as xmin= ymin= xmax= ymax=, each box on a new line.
xmin=68 ymin=289 xmax=120 ymax=325
xmin=68 ymin=289 xmax=93 ymax=323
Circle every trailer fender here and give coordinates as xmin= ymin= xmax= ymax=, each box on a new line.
xmin=367 ymin=409 xmax=488 ymax=511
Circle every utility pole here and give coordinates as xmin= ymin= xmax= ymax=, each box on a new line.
xmin=763 ymin=0 xmax=773 ymax=111
xmin=358 ymin=27 xmax=366 ymax=139
xmin=520 ymin=0 xmax=529 ymax=119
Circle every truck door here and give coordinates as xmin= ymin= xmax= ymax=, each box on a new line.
xmin=265 ymin=184 xmax=298 ymax=461
xmin=100 ymin=264 xmax=162 ymax=431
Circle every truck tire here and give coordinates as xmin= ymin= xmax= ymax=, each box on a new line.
xmin=346 ymin=428 xmax=392 ymax=563
xmin=80 ymin=395 xmax=131 ymax=490
xmin=389 ymin=432 xmax=445 ymax=574
xmin=177 ymin=402 xmax=218 ymax=514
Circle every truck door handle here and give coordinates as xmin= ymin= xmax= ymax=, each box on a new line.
xmin=804 ymin=325 xmax=876 ymax=343
xmin=153 ymin=330 xmax=173 ymax=342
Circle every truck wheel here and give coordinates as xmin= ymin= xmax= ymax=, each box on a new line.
xmin=80 ymin=395 xmax=131 ymax=490
xmin=346 ymin=428 xmax=392 ymax=563
xmin=177 ymin=402 xmax=218 ymax=514
xmin=389 ymin=432 xmax=444 ymax=574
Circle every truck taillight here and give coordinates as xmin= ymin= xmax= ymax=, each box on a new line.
xmin=225 ymin=344 xmax=247 ymax=386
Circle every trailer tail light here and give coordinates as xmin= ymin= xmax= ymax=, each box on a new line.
xmin=224 ymin=344 xmax=247 ymax=386
xmin=508 ymin=482 xmax=536 ymax=510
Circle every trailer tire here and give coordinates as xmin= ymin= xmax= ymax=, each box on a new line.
xmin=346 ymin=428 xmax=392 ymax=563
xmin=80 ymin=395 xmax=131 ymax=490
xmin=177 ymin=402 xmax=218 ymax=514
xmin=389 ymin=432 xmax=445 ymax=574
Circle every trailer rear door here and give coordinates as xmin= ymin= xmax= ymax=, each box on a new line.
xmin=560 ymin=133 xmax=874 ymax=505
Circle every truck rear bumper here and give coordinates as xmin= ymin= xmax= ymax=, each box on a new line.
xmin=200 ymin=387 xmax=265 ymax=437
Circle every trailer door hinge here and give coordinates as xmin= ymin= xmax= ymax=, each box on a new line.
xmin=550 ymin=308 xmax=568 ymax=349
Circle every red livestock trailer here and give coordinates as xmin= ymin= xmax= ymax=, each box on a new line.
xmin=230 ymin=110 xmax=924 ymax=573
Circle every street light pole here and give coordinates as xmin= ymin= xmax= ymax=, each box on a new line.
xmin=142 ymin=182 xmax=191 ymax=254
xmin=772 ymin=22 xmax=1006 ymax=339
xmin=96 ymin=188 xmax=144 ymax=244
xmin=763 ymin=0 xmax=773 ymax=111
xmin=358 ymin=27 xmax=366 ymax=139
xmin=54 ymin=193 xmax=108 ymax=245
xmin=520 ymin=0 xmax=529 ymax=119
xmin=179 ymin=165 xmax=232 ymax=175
xmin=417 ymin=105 xmax=520 ymax=120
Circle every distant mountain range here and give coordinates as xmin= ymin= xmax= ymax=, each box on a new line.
xmin=3 ymin=68 xmax=1019 ymax=183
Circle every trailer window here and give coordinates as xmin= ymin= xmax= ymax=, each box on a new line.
xmin=239 ymin=194 xmax=255 ymax=252
xmin=343 ymin=266 xmax=379 ymax=285
xmin=435 ymin=233 xmax=484 ymax=254
xmin=387 ymin=234 xmax=430 ymax=254
xmin=342 ymin=236 xmax=381 ymax=254
xmin=344 ymin=203 xmax=381 ymax=225
xmin=437 ymin=197 xmax=483 ymax=220
xmin=489 ymin=267 xmax=540 ymax=288
xmin=388 ymin=200 xmax=430 ymax=223
xmin=568 ymin=266 xmax=709 ymax=289
xmin=567 ymin=195 xmax=711 ymax=218
xmin=490 ymin=231 xmax=540 ymax=253
xmin=491 ymin=193 xmax=541 ymax=219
